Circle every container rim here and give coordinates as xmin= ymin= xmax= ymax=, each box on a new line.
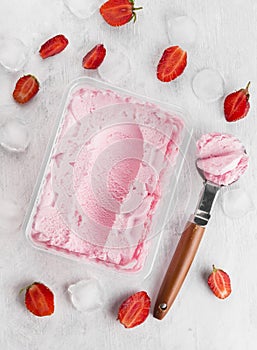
xmin=22 ymin=76 xmax=194 ymax=280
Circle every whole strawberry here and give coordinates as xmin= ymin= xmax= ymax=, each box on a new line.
xmin=224 ymin=82 xmax=250 ymax=122
xmin=100 ymin=0 xmax=142 ymax=27
xmin=20 ymin=282 xmax=55 ymax=317
xmin=117 ymin=291 xmax=151 ymax=328
xmin=207 ymin=265 xmax=231 ymax=299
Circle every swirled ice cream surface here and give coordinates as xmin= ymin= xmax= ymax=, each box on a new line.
xmin=29 ymin=86 xmax=184 ymax=272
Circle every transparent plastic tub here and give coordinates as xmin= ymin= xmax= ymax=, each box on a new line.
xmin=23 ymin=77 xmax=194 ymax=280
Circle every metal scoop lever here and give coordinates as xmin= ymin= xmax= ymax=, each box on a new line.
xmin=153 ymin=181 xmax=220 ymax=320
xmin=194 ymin=181 xmax=220 ymax=226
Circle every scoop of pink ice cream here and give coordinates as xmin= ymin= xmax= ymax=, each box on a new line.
xmin=196 ymin=133 xmax=249 ymax=186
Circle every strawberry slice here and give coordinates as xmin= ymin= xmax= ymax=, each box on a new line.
xmin=117 ymin=291 xmax=151 ymax=328
xmin=207 ymin=265 xmax=232 ymax=299
xmin=157 ymin=46 xmax=187 ymax=82
xmin=20 ymin=282 xmax=54 ymax=317
xmin=100 ymin=0 xmax=142 ymax=27
xmin=82 ymin=44 xmax=106 ymax=69
xmin=224 ymin=82 xmax=250 ymax=122
xmin=13 ymin=75 xmax=39 ymax=104
xmin=39 ymin=34 xmax=69 ymax=59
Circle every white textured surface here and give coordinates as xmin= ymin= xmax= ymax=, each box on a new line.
xmin=1 ymin=0 xmax=257 ymax=349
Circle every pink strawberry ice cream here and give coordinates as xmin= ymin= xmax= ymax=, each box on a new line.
xmin=28 ymin=85 xmax=184 ymax=272
xmin=196 ymin=133 xmax=248 ymax=186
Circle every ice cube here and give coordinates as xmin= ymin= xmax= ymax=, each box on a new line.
xmin=68 ymin=278 xmax=104 ymax=312
xmin=64 ymin=0 xmax=100 ymax=19
xmin=0 ymin=198 xmax=23 ymax=231
xmin=222 ymin=188 xmax=255 ymax=218
xmin=98 ymin=49 xmax=131 ymax=85
xmin=192 ymin=68 xmax=225 ymax=102
xmin=0 ymin=119 xmax=30 ymax=153
xmin=0 ymin=36 xmax=29 ymax=72
xmin=167 ymin=16 xmax=198 ymax=50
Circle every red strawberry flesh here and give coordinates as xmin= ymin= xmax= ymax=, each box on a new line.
xmin=207 ymin=265 xmax=231 ymax=299
xmin=82 ymin=44 xmax=106 ymax=69
xmin=157 ymin=46 xmax=187 ymax=82
xmin=13 ymin=75 xmax=39 ymax=104
xmin=117 ymin=291 xmax=151 ymax=328
xmin=100 ymin=0 xmax=142 ymax=27
xmin=224 ymin=82 xmax=250 ymax=122
xmin=39 ymin=34 xmax=69 ymax=59
xmin=23 ymin=282 xmax=54 ymax=317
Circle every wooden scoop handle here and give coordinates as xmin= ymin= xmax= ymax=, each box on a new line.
xmin=153 ymin=222 xmax=205 ymax=320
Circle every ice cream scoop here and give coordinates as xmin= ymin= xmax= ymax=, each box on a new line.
xmin=196 ymin=133 xmax=248 ymax=186
xmin=154 ymin=133 xmax=249 ymax=320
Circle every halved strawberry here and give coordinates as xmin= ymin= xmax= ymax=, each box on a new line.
xmin=224 ymin=82 xmax=250 ymax=122
xmin=117 ymin=291 xmax=151 ymax=328
xmin=100 ymin=0 xmax=142 ymax=27
xmin=157 ymin=46 xmax=187 ymax=82
xmin=20 ymin=282 xmax=54 ymax=317
xmin=207 ymin=265 xmax=231 ymax=299
xmin=13 ymin=75 xmax=39 ymax=104
xmin=39 ymin=34 xmax=69 ymax=59
xmin=82 ymin=44 xmax=106 ymax=69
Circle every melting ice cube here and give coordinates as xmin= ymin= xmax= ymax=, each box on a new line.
xmin=0 ymin=36 xmax=29 ymax=72
xmin=192 ymin=69 xmax=225 ymax=102
xmin=98 ymin=49 xmax=131 ymax=85
xmin=64 ymin=0 xmax=100 ymax=19
xmin=0 ymin=119 xmax=30 ymax=153
xmin=167 ymin=16 xmax=198 ymax=50
xmin=68 ymin=278 xmax=104 ymax=312
xmin=0 ymin=198 xmax=23 ymax=231
xmin=222 ymin=188 xmax=255 ymax=218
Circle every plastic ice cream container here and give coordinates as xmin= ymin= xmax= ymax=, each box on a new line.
xmin=23 ymin=77 xmax=193 ymax=279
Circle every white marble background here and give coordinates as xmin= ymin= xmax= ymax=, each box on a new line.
xmin=1 ymin=0 xmax=257 ymax=349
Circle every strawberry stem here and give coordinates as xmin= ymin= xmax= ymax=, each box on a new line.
xmin=19 ymin=287 xmax=27 ymax=295
xmin=244 ymin=81 xmax=251 ymax=99
xmin=245 ymin=81 xmax=251 ymax=94
xmin=212 ymin=264 xmax=217 ymax=273
xmin=130 ymin=12 xmax=136 ymax=23
xmin=131 ymin=6 xmax=142 ymax=23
